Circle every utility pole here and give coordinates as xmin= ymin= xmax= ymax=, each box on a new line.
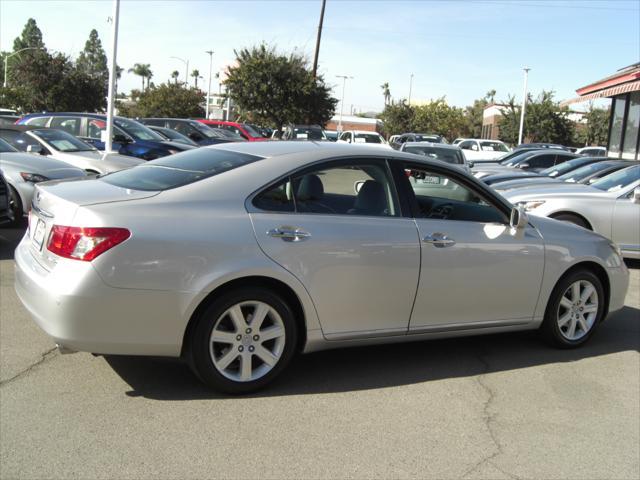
xmin=170 ymin=56 xmax=189 ymax=86
xmin=312 ymin=0 xmax=327 ymax=79
xmin=105 ymin=0 xmax=120 ymax=154
xmin=205 ymin=50 xmax=214 ymax=119
xmin=518 ymin=67 xmax=530 ymax=146
xmin=336 ymin=75 xmax=353 ymax=133
xmin=408 ymin=73 xmax=414 ymax=105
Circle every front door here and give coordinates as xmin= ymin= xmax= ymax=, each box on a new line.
xmin=612 ymin=183 xmax=640 ymax=256
xmin=396 ymin=162 xmax=545 ymax=331
xmin=249 ymin=159 xmax=421 ymax=338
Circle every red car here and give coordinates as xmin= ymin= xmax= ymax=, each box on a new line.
xmin=195 ymin=120 xmax=267 ymax=142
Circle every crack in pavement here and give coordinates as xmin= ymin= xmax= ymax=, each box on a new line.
xmin=461 ymin=352 xmax=522 ymax=480
xmin=0 ymin=346 xmax=58 ymax=387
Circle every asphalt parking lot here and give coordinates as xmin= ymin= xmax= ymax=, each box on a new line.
xmin=0 ymin=221 xmax=638 ymax=480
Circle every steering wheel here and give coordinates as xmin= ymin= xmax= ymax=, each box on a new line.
xmin=429 ymin=203 xmax=454 ymax=219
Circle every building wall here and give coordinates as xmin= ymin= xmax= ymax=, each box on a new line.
xmin=325 ymin=120 xmax=380 ymax=132
xmin=481 ymin=114 xmax=501 ymax=140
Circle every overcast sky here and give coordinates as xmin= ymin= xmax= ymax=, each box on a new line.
xmin=1 ymin=0 xmax=638 ymax=113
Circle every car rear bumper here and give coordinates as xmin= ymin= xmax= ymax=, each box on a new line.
xmin=14 ymin=236 xmax=188 ymax=357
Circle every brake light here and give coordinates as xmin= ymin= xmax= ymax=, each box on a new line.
xmin=47 ymin=226 xmax=130 ymax=261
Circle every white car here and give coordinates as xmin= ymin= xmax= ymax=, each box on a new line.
xmin=1 ymin=126 xmax=144 ymax=175
xmin=458 ymin=139 xmax=511 ymax=162
xmin=503 ymin=164 xmax=640 ymax=259
xmin=576 ymin=146 xmax=607 ymax=157
xmin=337 ymin=130 xmax=391 ymax=149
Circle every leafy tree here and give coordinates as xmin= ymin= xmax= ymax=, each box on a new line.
xmin=223 ymin=44 xmax=337 ymax=131
xmin=76 ymin=29 xmax=108 ymax=81
xmin=117 ymin=82 xmax=205 ymax=118
xmin=576 ymin=104 xmax=610 ymax=146
xmin=381 ymin=82 xmax=391 ymax=106
xmin=380 ymin=100 xmax=414 ymax=136
xmin=498 ymin=91 xmax=574 ymax=145
xmin=411 ymin=98 xmax=466 ymax=141
xmin=129 ymin=63 xmax=152 ymax=91
xmin=171 ymin=70 xmax=179 ymax=84
xmin=13 ymin=18 xmax=45 ymax=51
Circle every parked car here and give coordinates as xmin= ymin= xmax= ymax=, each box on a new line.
xmin=452 ymin=138 xmax=464 ymax=146
xmin=514 ymin=143 xmax=571 ymax=151
xmin=0 ymin=114 xmax=20 ymax=126
xmin=147 ymin=126 xmax=199 ymax=146
xmin=493 ymin=160 xmax=634 ymax=191
xmin=0 ymin=169 xmax=13 ymax=226
xmin=281 ymin=124 xmax=327 ymax=141
xmin=504 ymin=164 xmax=640 ymax=258
xmin=324 ymin=130 xmax=338 ymax=142
xmin=391 ymin=133 xmax=446 ymax=149
xmin=0 ymin=125 xmax=144 ymax=175
xmin=481 ymin=156 xmax=606 ymax=185
xmin=576 ymin=146 xmax=607 ymax=157
xmin=458 ymin=139 xmax=511 ymax=162
xmin=195 ymin=120 xmax=267 ymax=142
xmin=0 ymin=138 xmax=86 ymax=220
xmin=474 ymin=150 xmax=579 ymax=178
xmin=18 ymin=113 xmax=194 ymax=160
xmin=400 ymin=142 xmax=469 ymax=172
xmin=139 ymin=118 xmax=236 ymax=146
xmin=337 ymin=130 xmax=391 ymax=149
xmin=15 ymin=142 xmax=629 ymax=393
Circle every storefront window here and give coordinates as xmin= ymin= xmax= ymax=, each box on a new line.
xmin=608 ymin=96 xmax=626 ymax=156
xmin=622 ymin=92 xmax=639 ymax=160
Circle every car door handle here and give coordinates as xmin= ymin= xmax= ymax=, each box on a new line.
xmin=267 ymin=226 xmax=311 ymax=242
xmin=423 ymin=233 xmax=456 ymax=248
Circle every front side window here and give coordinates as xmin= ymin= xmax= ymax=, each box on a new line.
xmin=354 ymin=133 xmax=383 ymax=144
xmin=479 ymin=141 xmax=508 ymax=152
xmin=404 ymin=165 xmax=507 ymax=224
xmin=253 ymin=162 xmax=399 ymax=217
xmin=525 ymin=154 xmax=557 ymax=169
xmin=458 ymin=140 xmax=475 ymax=150
xmin=24 ymin=116 xmax=50 ymax=127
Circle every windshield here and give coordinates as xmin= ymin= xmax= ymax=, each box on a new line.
xmin=242 ymin=124 xmax=261 ymax=138
xmin=101 ymin=148 xmax=262 ymax=191
xmin=0 ymin=138 xmax=17 ymax=152
xmin=354 ymin=133 xmax=384 ymax=144
xmin=415 ymin=134 xmax=442 ymax=143
xmin=405 ymin=146 xmax=464 ymax=164
xmin=31 ymin=129 xmax=95 ymax=152
xmin=480 ymin=141 xmax=508 ymax=152
xmin=499 ymin=150 xmax=538 ymax=166
xmin=557 ymin=162 xmax=616 ymax=183
xmin=294 ymin=127 xmax=326 ymax=140
xmin=540 ymin=158 xmax=590 ymax=177
xmin=190 ymin=121 xmax=220 ymax=138
xmin=114 ymin=117 xmax=165 ymax=141
xmin=591 ymin=165 xmax=639 ymax=192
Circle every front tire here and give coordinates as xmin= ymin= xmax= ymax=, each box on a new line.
xmin=541 ymin=269 xmax=604 ymax=348
xmin=188 ymin=287 xmax=298 ymax=394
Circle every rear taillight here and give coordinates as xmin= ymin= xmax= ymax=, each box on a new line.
xmin=47 ymin=226 xmax=130 ymax=261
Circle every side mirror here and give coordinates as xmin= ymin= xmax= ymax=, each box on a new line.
xmin=518 ymin=162 xmax=530 ymax=169
xmin=113 ymin=133 xmax=130 ymax=144
xmin=468 ymin=161 xmax=475 ymax=169
xmin=354 ymin=180 xmax=365 ymax=194
xmin=26 ymin=144 xmax=44 ymax=155
xmin=633 ymin=187 xmax=640 ymax=204
xmin=510 ymin=205 xmax=528 ymax=229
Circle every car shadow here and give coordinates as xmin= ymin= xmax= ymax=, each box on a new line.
xmin=105 ymin=304 xmax=639 ymax=401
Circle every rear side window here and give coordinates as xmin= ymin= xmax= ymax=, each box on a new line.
xmin=101 ymin=148 xmax=262 ymax=191
xmin=24 ymin=116 xmax=50 ymax=127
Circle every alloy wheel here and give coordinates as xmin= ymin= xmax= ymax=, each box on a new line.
xmin=557 ymin=280 xmax=599 ymax=341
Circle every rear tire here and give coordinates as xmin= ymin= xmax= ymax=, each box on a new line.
xmin=8 ymin=186 xmax=23 ymax=225
xmin=187 ymin=287 xmax=298 ymax=394
xmin=541 ymin=269 xmax=604 ymax=348
xmin=551 ymin=213 xmax=590 ymax=229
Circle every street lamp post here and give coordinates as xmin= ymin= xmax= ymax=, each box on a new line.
xmin=205 ymin=50 xmax=214 ymax=119
xmin=170 ymin=56 xmax=189 ymax=86
xmin=105 ymin=0 xmax=120 ymax=154
xmin=408 ymin=73 xmax=414 ymax=105
xmin=517 ymin=67 xmax=531 ymax=146
xmin=336 ymin=75 xmax=353 ymax=133
xmin=3 ymin=47 xmax=42 ymax=88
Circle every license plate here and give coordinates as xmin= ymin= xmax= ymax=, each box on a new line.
xmin=32 ymin=217 xmax=46 ymax=250
xmin=423 ymin=175 xmax=441 ymax=184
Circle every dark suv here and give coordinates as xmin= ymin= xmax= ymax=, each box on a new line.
xmin=18 ymin=113 xmax=194 ymax=160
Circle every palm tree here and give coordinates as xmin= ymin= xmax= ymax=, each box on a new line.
xmin=145 ymin=69 xmax=153 ymax=90
xmin=191 ymin=69 xmax=202 ymax=89
xmin=171 ymin=70 xmax=179 ymax=84
xmin=485 ymin=89 xmax=496 ymax=104
xmin=128 ymin=63 xmax=152 ymax=92
xmin=381 ymin=82 xmax=391 ymax=106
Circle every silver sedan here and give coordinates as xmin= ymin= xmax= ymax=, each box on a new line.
xmin=15 ymin=142 xmax=629 ymax=393
xmin=503 ymin=164 xmax=640 ymax=259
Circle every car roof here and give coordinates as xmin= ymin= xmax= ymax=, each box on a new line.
xmin=403 ymin=142 xmax=462 ymax=151
xmin=0 ymin=124 xmax=45 ymax=132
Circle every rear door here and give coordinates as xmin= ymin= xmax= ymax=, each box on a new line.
xmin=249 ymin=158 xmax=420 ymax=339
xmin=395 ymin=161 xmax=545 ymax=331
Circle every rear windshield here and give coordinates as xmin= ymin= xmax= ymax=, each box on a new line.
xmin=101 ymin=148 xmax=262 ymax=191
xmin=404 ymin=146 xmax=464 ymax=164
